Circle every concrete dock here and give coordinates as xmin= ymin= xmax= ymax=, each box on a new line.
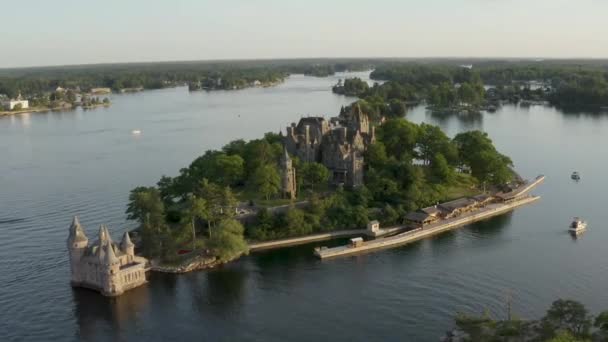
xmin=249 ymin=226 xmax=405 ymax=252
xmin=314 ymin=195 xmax=541 ymax=259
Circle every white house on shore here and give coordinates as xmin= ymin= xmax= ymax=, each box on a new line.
xmin=2 ymin=93 xmax=29 ymax=110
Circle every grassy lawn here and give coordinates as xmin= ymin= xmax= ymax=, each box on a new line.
xmin=235 ymin=183 xmax=331 ymax=207
xmin=443 ymin=173 xmax=480 ymax=201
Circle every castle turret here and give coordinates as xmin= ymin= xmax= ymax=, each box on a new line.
xmin=67 ymin=216 xmax=88 ymax=285
xmin=120 ymin=232 xmax=135 ymax=257
xmin=98 ymin=225 xmax=107 ymax=244
xmin=101 ymin=241 xmax=122 ymax=296
xmin=280 ymin=147 xmax=297 ymax=200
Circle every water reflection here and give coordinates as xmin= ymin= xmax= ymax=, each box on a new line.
xmin=72 ymin=285 xmax=149 ymax=340
xmin=467 ymin=212 xmax=513 ymax=238
xmin=202 ymin=266 xmax=248 ymax=314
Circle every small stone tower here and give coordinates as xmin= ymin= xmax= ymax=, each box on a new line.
xmin=280 ymin=147 xmax=297 ymax=199
xmin=348 ymin=151 xmax=365 ymax=188
xmin=66 ymin=218 xmax=148 ymax=297
xmin=101 ymin=233 xmax=121 ymax=296
xmin=67 ymin=216 xmax=88 ymax=285
xmin=120 ymin=232 xmax=135 ymax=258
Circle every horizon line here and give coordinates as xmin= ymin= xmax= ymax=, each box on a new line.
xmin=4 ymin=55 xmax=608 ymax=71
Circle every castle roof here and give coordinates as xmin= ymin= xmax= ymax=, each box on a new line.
xmin=120 ymin=232 xmax=134 ymax=250
xmin=98 ymin=225 xmax=107 ymax=243
xmin=281 ymin=146 xmax=291 ymax=162
xmin=68 ymin=216 xmax=88 ymax=243
xmin=103 ymin=240 xmax=119 ymax=265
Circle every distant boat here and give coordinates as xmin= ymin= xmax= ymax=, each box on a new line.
xmin=569 ymin=217 xmax=587 ymax=235
xmin=131 ymin=130 xmax=141 ymax=135
xmin=571 ymin=171 xmax=580 ymax=180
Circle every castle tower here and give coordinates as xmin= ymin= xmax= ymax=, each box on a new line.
xmin=347 ymin=151 xmax=365 ymax=188
xmin=280 ymin=147 xmax=297 ymax=199
xmin=101 ymin=239 xmax=122 ymax=296
xmin=67 ymin=216 xmax=88 ymax=285
xmin=120 ymin=232 xmax=135 ymax=258
xmin=348 ymin=103 xmax=370 ymax=135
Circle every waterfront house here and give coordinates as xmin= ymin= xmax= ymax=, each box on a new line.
xmin=471 ymin=194 xmax=494 ymax=207
xmin=2 ymin=93 xmax=29 ymax=110
xmin=405 ymin=211 xmax=436 ymax=227
xmin=438 ymin=198 xmax=478 ymax=219
xmin=421 ymin=205 xmax=443 ymax=219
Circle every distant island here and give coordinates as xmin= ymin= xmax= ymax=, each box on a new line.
xmin=125 ymin=98 xmax=515 ymax=272
xmin=331 ymin=59 xmax=608 ymax=116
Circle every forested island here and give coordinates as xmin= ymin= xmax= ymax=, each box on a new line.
xmin=446 ymin=299 xmax=608 ymax=341
xmin=125 ymin=100 xmax=513 ymax=270
xmin=332 ymin=59 xmax=608 ymax=116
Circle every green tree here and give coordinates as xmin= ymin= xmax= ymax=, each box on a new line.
xmin=548 ymin=331 xmax=590 ymax=342
xmin=251 ymin=164 xmax=281 ymax=200
xmin=417 ymin=123 xmax=457 ymax=165
xmin=300 ymin=162 xmax=330 ymax=192
xmin=453 ymin=130 xmax=513 ymax=185
xmin=377 ymin=118 xmax=419 ymax=160
xmin=364 ymin=142 xmax=388 ymax=169
xmin=184 ymin=195 xmax=210 ymax=249
xmin=431 ymin=153 xmax=455 ymax=184
xmin=541 ymin=299 xmax=592 ymax=339
xmin=285 ymin=208 xmax=312 ymax=236
xmin=125 ymin=187 xmax=166 ymax=258
xmin=594 ymin=311 xmax=608 ymax=333
xmin=207 ymin=219 xmax=248 ymax=261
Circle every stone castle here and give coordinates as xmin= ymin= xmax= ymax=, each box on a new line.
xmin=282 ymin=104 xmax=374 ymax=190
xmin=67 ymin=216 xmax=148 ymax=296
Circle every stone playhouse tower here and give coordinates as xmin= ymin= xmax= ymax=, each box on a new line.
xmin=67 ymin=216 xmax=148 ymax=296
xmin=280 ymin=147 xmax=297 ymax=199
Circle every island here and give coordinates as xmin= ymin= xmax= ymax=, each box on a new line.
xmin=330 ymin=60 xmax=608 ymax=117
xmin=121 ymin=100 xmax=523 ymax=274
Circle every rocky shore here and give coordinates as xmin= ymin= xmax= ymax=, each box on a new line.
xmin=150 ymin=253 xmax=242 ymax=274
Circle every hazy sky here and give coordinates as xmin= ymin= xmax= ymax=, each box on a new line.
xmin=2 ymin=0 xmax=608 ymax=68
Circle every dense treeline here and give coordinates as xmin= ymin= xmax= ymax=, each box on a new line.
xmin=450 ymin=299 xmax=608 ymax=341
xmin=0 ymin=59 xmax=375 ymax=99
xmin=366 ymin=62 xmax=608 ymax=111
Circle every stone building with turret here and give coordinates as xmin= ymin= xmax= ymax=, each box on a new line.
xmin=280 ymin=147 xmax=297 ymax=199
xmin=67 ymin=216 xmax=148 ymax=296
xmin=283 ymin=104 xmax=374 ymax=188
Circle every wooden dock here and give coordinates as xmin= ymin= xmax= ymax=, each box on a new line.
xmin=314 ymin=195 xmax=541 ymax=259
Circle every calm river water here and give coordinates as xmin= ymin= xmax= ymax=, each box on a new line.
xmin=2 ymin=71 xmax=608 ymax=341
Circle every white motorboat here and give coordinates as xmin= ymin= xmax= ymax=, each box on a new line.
xmin=569 ymin=217 xmax=587 ymax=234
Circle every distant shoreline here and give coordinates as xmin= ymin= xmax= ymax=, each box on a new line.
xmin=0 ymin=102 xmax=110 ymax=117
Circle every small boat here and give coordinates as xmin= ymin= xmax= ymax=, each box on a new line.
xmin=571 ymin=171 xmax=580 ymax=180
xmin=569 ymin=217 xmax=587 ymax=235
xmin=131 ymin=129 xmax=141 ymax=135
